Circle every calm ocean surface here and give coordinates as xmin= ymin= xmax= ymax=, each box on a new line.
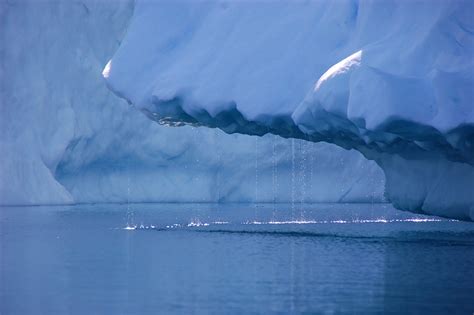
xmin=1 ymin=203 xmax=473 ymax=314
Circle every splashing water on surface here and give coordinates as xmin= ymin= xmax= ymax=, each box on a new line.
xmin=123 ymin=217 xmax=453 ymax=231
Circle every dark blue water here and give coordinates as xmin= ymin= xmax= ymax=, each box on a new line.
xmin=1 ymin=203 xmax=473 ymax=314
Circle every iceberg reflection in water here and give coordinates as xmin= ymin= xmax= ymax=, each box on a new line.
xmin=1 ymin=203 xmax=473 ymax=314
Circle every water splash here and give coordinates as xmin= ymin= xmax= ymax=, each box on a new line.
xmin=122 ymin=216 xmax=452 ymax=232
xmin=240 ymin=218 xmax=449 ymax=225
xmin=188 ymin=218 xmax=210 ymax=227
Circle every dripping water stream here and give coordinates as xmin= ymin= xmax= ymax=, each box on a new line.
xmin=300 ymin=141 xmax=307 ymax=220
xmin=271 ymin=136 xmax=278 ymax=221
xmin=254 ymin=136 xmax=259 ymax=220
xmin=125 ymin=155 xmax=135 ymax=229
xmin=291 ymin=138 xmax=295 ymax=218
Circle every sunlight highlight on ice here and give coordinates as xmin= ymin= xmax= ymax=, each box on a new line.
xmin=102 ymin=60 xmax=112 ymax=78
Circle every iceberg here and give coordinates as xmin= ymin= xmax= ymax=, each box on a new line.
xmin=0 ymin=0 xmax=384 ymax=206
xmin=104 ymin=0 xmax=474 ymax=220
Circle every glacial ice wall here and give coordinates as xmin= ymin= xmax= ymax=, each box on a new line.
xmin=104 ymin=0 xmax=474 ymax=220
xmin=0 ymin=0 xmax=384 ymax=205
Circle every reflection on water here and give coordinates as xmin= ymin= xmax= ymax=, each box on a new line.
xmin=1 ymin=203 xmax=473 ymax=314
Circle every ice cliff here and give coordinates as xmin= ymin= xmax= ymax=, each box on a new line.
xmin=104 ymin=0 xmax=474 ymax=220
xmin=0 ymin=0 xmax=384 ymax=206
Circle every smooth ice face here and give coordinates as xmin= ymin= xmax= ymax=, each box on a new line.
xmin=0 ymin=0 xmax=385 ymax=206
xmin=105 ymin=0 xmax=474 ymax=220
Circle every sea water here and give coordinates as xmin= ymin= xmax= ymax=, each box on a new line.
xmin=1 ymin=203 xmax=473 ymax=314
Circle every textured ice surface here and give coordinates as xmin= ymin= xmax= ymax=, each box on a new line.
xmin=105 ymin=0 xmax=474 ymax=220
xmin=0 ymin=0 xmax=384 ymax=205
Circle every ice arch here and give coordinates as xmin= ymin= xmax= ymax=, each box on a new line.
xmin=105 ymin=0 xmax=474 ymax=220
